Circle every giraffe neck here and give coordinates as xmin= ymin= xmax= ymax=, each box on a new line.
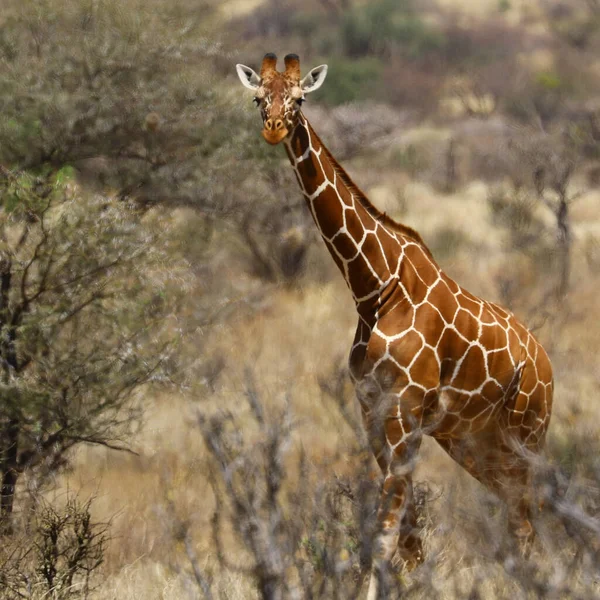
xmin=284 ymin=115 xmax=431 ymax=316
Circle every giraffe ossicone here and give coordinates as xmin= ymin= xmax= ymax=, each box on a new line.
xmin=235 ymin=53 xmax=553 ymax=598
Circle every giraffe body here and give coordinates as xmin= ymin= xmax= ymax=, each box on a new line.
xmin=236 ymin=54 xmax=553 ymax=598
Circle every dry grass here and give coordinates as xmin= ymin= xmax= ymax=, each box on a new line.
xmin=40 ymin=157 xmax=600 ymax=597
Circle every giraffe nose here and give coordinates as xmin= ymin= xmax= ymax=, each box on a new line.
xmin=265 ymin=118 xmax=285 ymax=131
xmin=262 ymin=118 xmax=289 ymax=145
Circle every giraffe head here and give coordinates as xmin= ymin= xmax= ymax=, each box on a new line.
xmin=236 ymin=53 xmax=328 ymax=145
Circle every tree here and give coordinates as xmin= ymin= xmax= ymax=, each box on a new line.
xmin=0 ymin=0 xmax=313 ymax=285
xmin=0 ymin=166 xmax=179 ymax=529
xmin=0 ymin=0 xmax=219 ymax=207
xmin=512 ymin=130 xmax=581 ymax=300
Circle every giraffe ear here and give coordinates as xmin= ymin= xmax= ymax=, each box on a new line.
xmin=300 ymin=65 xmax=328 ymax=93
xmin=236 ymin=64 xmax=261 ymax=90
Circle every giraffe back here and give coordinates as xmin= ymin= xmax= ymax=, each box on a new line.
xmin=356 ymin=237 xmax=553 ymax=444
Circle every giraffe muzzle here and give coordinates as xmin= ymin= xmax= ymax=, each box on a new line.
xmin=262 ymin=118 xmax=289 ymax=145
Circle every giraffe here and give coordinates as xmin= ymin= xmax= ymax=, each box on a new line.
xmin=236 ymin=54 xmax=553 ymax=598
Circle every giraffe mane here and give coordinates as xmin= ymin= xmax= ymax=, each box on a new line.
xmin=306 ymin=120 xmax=435 ymax=260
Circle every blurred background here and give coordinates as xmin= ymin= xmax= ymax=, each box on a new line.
xmin=1 ymin=0 xmax=600 ymax=598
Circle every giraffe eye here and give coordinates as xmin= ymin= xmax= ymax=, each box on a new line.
xmin=253 ymin=97 xmax=261 ymax=106
xmin=296 ymin=97 xmax=305 ymax=106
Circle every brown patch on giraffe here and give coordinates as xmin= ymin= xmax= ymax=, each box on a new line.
xmin=445 ymin=277 xmax=460 ymax=294
xmin=298 ymin=154 xmax=326 ymax=195
xmin=321 ymin=150 xmax=336 ymax=184
xmin=453 ymin=307 xmax=480 ymax=338
xmin=335 ymin=174 xmax=354 ymax=206
xmin=355 ymin=200 xmax=375 ymax=232
xmin=480 ymin=322 xmax=500 ymax=342
xmin=376 ymin=306 xmax=415 ymax=337
xmin=507 ymin=326 xmax=521 ymax=355
xmin=387 ymin=329 xmax=424 ymax=368
xmin=520 ymin=367 xmax=538 ymax=396
xmin=365 ymin=332 xmax=388 ymax=364
xmin=378 ymin=278 xmax=404 ymax=310
xmin=401 ymin=258 xmax=428 ymax=305
xmin=512 ymin=318 xmax=528 ymax=337
xmin=312 ymin=194 xmax=342 ymax=239
xmin=526 ymin=333 xmax=538 ymax=359
xmin=480 ymin=305 xmax=498 ymax=325
xmin=384 ymin=252 xmax=401 ymax=279
xmin=356 ymin=304 xmax=378 ymax=329
xmin=348 ymin=255 xmax=380 ymax=298
xmin=355 ymin=199 xmax=381 ymax=232
xmin=291 ymin=124 xmax=310 ymax=160
xmin=408 ymin=346 xmax=439 ymax=389
xmin=345 ymin=208 xmax=365 ymax=242
xmin=361 ymin=233 xmax=388 ymax=274
xmin=376 ymin=291 xmax=411 ymax=325
xmin=378 ymin=222 xmax=399 ymax=246
xmin=333 ymin=232 xmax=360 ymax=261
xmin=487 ymin=348 xmax=516 ymax=387
xmin=452 ymin=344 xmax=487 ymax=389
xmin=428 ymin=281 xmax=459 ymax=323
xmin=459 ymin=291 xmax=482 ymax=316
xmin=489 ymin=326 xmax=510 ymax=352
xmin=481 ymin=379 xmax=504 ymax=399
xmin=437 ymin=328 xmax=469 ymax=370
xmin=414 ymin=303 xmax=445 ymax=346
xmin=404 ymin=245 xmax=439 ymax=286
xmin=489 ymin=301 xmax=510 ymax=320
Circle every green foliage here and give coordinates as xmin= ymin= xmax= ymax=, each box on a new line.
xmin=0 ymin=0 xmax=252 ymax=211
xmin=488 ymin=187 xmax=543 ymax=250
xmin=0 ymin=170 xmax=182 ymax=517
xmin=391 ymin=144 xmax=427 ymax=178
xmin=341 ymin=0 xmax=443 ymax=59
xmin=497 ymin=0 xmax=511 ymax=13
xmin=536 ymin=71 xmax=563 ymax=91
xmin=428 ymin=226 xmax=465 ymax=260
xmin=315 ymin=57 xmax=382 ymax=106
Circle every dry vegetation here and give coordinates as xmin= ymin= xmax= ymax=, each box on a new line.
xmin=1 ymin=0 xmax=600 ymax=598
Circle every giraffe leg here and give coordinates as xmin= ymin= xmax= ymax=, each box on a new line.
xmin=435 ymin=433 xmax=538 ymax=556
xmin=500 ymin=381 xmax=551 ymax=555
xmin=493 ymin=444 xmax=537 ymax=556
xmin=366 ymin=399 xmax=423 ymax=600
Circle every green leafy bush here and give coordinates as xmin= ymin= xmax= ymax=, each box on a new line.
xmin=341 ymin=0 xmax=443 ymax=59
xmin=0 ymin=169 xmax=182 ymax=523
xmin=315 ymin=57 xmax=382 ymax=106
